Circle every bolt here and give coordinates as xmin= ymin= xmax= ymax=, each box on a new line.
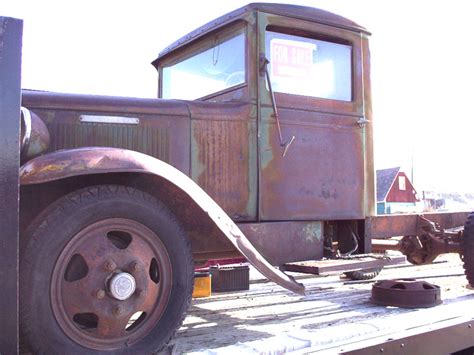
xmin=400 ymin=343 xmax=405 ymax=348
xmin=380 ymin=349 xmax=384 ymax=353
xmin=131 ymin=262 xmax=139 ymax=273
xmin=113 ymin=306 xmax=123 ymax=316
xmin=469 ymin=324 xmax=472 ymax=329
xmin=105 ymin=260 xmax=117 ymax=271
xmin=95 ymin=289 xmax=105 ymax=299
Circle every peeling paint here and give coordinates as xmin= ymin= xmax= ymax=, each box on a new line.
xmin=303 ymin=222 xmax=323 ymax=242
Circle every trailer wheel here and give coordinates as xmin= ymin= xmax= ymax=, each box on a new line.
xmin=344 ymin=268 xmax=382 ymax=280
xmin=461 ymin=213 xmax=474 ymax=286
xmin=20 ymin=185 xmax=193 ymax=354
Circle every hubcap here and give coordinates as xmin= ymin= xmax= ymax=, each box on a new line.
xmin=50 ymin=218 xmax=173 ymax=350
xmin=108 ymin=272 xmax=136 ymax=300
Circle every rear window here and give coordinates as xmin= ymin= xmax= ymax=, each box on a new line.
xmin=265 ymin=31 xmax=352 ymax=101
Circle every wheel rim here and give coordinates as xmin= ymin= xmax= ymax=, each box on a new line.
xmin=51 ymin=218 xmax=172 ymax=350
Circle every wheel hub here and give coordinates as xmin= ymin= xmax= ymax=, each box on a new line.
xmin=108 ymin=272 xmax=136 ymax=300
xmin=51 ymin=218 xmax=173 ymax=349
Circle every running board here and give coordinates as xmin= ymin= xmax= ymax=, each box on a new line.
xmin=281 ymin=255 xmax=407 ymax=275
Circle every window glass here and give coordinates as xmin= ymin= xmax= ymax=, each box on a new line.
xmin=265 ymin=31 xmax=352 ymax=101
xmin=162 ymin=33 xmax=245 ymax=100
xmin=399 ymin=176 xmax=406 ymax=190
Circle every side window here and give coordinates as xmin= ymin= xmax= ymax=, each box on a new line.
xmin=265 ymin=31 xmax=352 ymax=101
xmin=398 ymin=176 xmax=406 ymax=190
xmin=162 ymin=33 xmax=245 ymax=100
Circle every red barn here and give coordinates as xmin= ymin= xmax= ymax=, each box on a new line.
xmin=376 ymin=167 xmax=421 ymax=214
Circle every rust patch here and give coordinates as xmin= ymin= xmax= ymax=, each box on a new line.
xmin=259 ymin=108 xmax=365 ymax=220
xmin=192 ymin=119 xmax=256 ymax=221
xmin=239 ymin=221 xmax=323 ymax=266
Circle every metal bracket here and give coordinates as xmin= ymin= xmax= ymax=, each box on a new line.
xmin=356 ymin=117 xmax=370 ymax=128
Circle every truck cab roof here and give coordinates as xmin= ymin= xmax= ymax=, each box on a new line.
xmin=153 ymin=2 xmax=368 ymax=65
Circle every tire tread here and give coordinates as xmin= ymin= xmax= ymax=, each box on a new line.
xmin=20 ymin=184 xmax=193 ymax=354
xmin=344 ymin=268 xmax=382 ymax=281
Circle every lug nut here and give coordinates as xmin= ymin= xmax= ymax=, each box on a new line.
xmin=131 ymin=262 xmax=139 ymax=273
xmin=113 ymin=306 xmax=123 ymax=316
xmin=104 ymin=260 xmax=117 ymax=271
xmin=95 ymin=289 xmax=105 ymax=299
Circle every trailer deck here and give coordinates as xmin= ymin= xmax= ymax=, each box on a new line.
xmin=171 ymin=255 xmax=474 ymax=354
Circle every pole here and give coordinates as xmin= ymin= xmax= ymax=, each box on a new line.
xmin=0 ymin=16 xmax=23 ymax=355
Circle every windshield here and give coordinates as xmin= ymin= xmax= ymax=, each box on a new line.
xmin=162 ymin=33 xmax=246 ymax=100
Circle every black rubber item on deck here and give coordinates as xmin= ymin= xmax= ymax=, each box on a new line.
xmin=370 ymin=279 xmax=442 ymax=308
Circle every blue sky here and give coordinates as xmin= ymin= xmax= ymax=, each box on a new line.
xmin=3 ymin=0 xmax=474 ymax=192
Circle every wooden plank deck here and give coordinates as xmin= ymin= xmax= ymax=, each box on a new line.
xmin=171 ymin=254 xmax=474 ymax=354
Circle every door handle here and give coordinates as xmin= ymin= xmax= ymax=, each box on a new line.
xmin=357 ymin=117 xmax=370 ymax=128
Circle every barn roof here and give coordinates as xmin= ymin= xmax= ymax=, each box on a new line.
xmin=376 ymin=167 xmax=400 ymax=202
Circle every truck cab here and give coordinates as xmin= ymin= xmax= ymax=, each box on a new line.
xmin=150 ymin=3 xmax=375 ymax=265
xmin=154 ymin=3 xmax=374 ymax=223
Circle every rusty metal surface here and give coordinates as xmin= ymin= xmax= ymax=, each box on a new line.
xmin=366 ymin=212 xmax=470 ymax=239
xmin=21 ymin=90 xmax=190 ymax=116
xmin=370 ymin=214 xmax=465 ymax=265
xmin=259 ymin=108 xmax=365 ymax=220
xmin=189 ymin=101 xmax=257 ymax=221
xmin=51 ymin=218 xmax=172 ymax=349
xmin=19 ymin=147 xmax=305 ymax=295
xmin=372 ymin=217 xmax=463 ymax=265
xmin=372 ymin=238 xmax=402 ymax=252
xmin=258 ymin=16 xmax=367 ymax=221
xmin=22 ymin=90 xmax=191 ymax=175
xmin=154 ymin=3 xmax=368 ymax=64
xmin=0 ymin=16 xmax=22 ymax=354
xmin=238 ymin=221 xmax=324 ymax=266
xmin=281 ymin=255 xmax=406 ymax=275
xmin=370 ymin=279 xmax=442 ymax=308
xmin=22 ymin=90 xmax=258 ymax=220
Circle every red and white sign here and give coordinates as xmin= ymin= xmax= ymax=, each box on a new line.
xmin=270 ymin=39 xmax=317 ymax=78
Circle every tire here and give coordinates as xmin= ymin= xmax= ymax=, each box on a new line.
xmin=20 ymin=185 xmax=194 ymax=354
xmin=461 ymin=213 xmax=474 ymax=286
xmin=344 ymin=267 xmax=382 ymax=280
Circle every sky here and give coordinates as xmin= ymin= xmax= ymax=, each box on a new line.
xmin=3 ymin=0 xmax=474 ymax=193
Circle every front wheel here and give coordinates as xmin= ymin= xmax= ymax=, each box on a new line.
xmin=20 ymin=185 xmax=194 ymax=354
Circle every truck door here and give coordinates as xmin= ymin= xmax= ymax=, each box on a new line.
xmin=258 ymin=14 xmax=369 ymax=221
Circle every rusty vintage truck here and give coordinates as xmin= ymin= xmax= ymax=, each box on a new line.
xmin=10 ymin=3 xmax=473 ymax=354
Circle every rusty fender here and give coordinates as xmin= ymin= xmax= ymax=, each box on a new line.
xmin=20 ymin=147 xmax=305 ymax=295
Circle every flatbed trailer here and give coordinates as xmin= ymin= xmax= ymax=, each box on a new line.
xmin=172 ymin=256 xmax=474 ymax=354
xmin=2 ymin=4 xmax=474 ymax=354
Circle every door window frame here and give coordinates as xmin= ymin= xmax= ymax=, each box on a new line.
xmin=258 ymin=13 xmax=363 ymax=116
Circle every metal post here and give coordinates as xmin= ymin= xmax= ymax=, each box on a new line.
xmin=0 ymin=16 xmax=23 ymax=355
